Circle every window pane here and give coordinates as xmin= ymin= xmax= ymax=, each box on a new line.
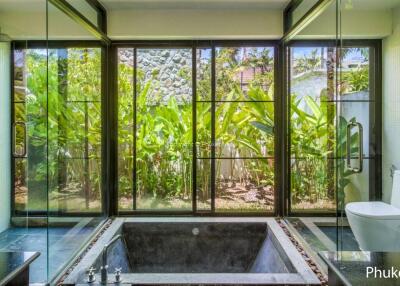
xmin=196 ymin=159 xmax=211 ymax=210
xmin=64 ymin=102 xmax=101 ymax=159
xmin=216 ymin=47 xmax=274 ymax=101
xmin=290 ymin=157 xmax=335 ymax=211
xmin=117 ymin=48 xmax=134 ymax=211
xmin=215 ymin=158 xmax=274 ymax=212
xmin=196 ymin=102 xmax=211 ymax=158
xmin=340 ymin=47 xmax=370 ymax=99
xmin=196 ymin=48 xmax=212 ymax=101
xmin=48 ymin=159 xmax=101 ymax=212
xmin=290 ymin=46 xmax=336 ymax=213
xmin=136 ymin=48 xmax=193 ymax=211
xmin=66 ymin=48 xmax=102 ymax=102
xmin=290 ymin=97 xmax=334 ymax=158
xmin=18 ymin=49 xmax=48 ymax=212
xmin=216 ymin=102 xmax=274 ymax=158
xmin=14 ymin=159 xmax=27 ymax=212
xmin=47 ymin=48 xmax=102 ymax=214
xmin=13 ymin=49 xmax=26 ymax=102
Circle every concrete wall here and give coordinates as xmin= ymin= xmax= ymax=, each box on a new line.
xmin=108 ymin=9 xmax=283 ymax=39
xmin=382 ymin=6 xmax=400 ymax=203
xmin=0 ymin=4 xmax=93 ymax=40
xmin=0 ymin=4 xmax=396 ymax=40
xmin=0 ymin=40 xmax=11 ymax=232
xmin=299 ymin=8 xmax=392 ymax=39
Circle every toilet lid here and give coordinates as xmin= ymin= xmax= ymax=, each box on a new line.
xmin=345 ymin=201 xmax=400 ymax=219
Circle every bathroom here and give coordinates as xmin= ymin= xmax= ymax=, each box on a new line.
xmin=0 ymin=0 xmax=400 ymax=285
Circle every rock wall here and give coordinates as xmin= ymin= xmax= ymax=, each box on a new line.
xmin=119 ymin=49 xmax=192 ymax=104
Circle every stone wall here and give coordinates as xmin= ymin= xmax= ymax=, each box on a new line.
xmin=119 ymin=49 xmax=192 ymax=104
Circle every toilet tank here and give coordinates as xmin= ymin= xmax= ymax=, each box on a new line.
xmin=391 ymin=170 xmax=400 ymax=208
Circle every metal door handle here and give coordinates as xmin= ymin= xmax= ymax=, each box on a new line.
xmin=13 ymin=121 xmax=27 ymax=158
xmin=346 ymin=122 xmax=363 ymax=173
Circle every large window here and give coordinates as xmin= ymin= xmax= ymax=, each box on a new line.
xmin=12 ymin=45 xmax=103 ymax=214
xmin=117 ymin=43 xmax=276 ymax=214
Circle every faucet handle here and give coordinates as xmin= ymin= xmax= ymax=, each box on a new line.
xmin=87 ymin=267 xmax=96 ymax=283
xmin=114 ymin=267 xmax=122 ymax=283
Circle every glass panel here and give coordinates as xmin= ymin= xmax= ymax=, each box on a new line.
xmin=13 ymin=49 xmax=26 ymax=102
xmin=136 ymin=48 xmax=193 ymax=211
xmin=215 ymin=158 xmax=274 ymax=212
xmin=48 ymin=159 xmax=101 ymax=212
xmin=336 ymin=0 xmax=387 ymax=254
xmin=338 ymin=101 xmax=374 ymax=158
xmin=46 ymin=2 xmax=106 ymax=283
xmin=65 ymin=0 xmax=99 ymax=27
xmin=290 ymin=158 xmax=335 ymax=211
xmin=216 ymin=47 xmax=274 ymax=101
xmin=196 ymin=159 xmax=211 ymax=210
xmin=196 ymin=48 xmax=212 ymax=101
xmin=47 ymin=48 xmax=102 ymax=214
xmin=196 ymin=102 xmax=211 ymax=158
xmin=289 ymin=45 xmax=337 ymax=213
xmin=117 ymin=48 xmax=134 ymax=211
xmin=289 ymin=0 xmax=320 ymax=30
xmin=338 ymin=159 xmax=371 ymax=209
xmin=22 ymin=49 xmax=48 ymax=212
xmin=66 ymin=48 xmax=102 ymax=102
xmin=3 ymin=1 xmax=48 ymax=283
xmin=216 ymin=102 xmax=274 ymax=158
xmin=64 ymin=102 xmax=102 ymax=159
xmin=290 ymin=97 xmax=334 ymax=158
xmin=340 ymin=47 xmax=370 ymax=100
xmin=14 ymin=103 xmax=26 ymax=155
xmin=14 ymin=159 xmax=27 ymax=212
xmin=290 ymin=47 xmax=330 ymax=101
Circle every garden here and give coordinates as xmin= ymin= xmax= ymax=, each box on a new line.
xmin=13 ymin=45 xmax=369 ymax=213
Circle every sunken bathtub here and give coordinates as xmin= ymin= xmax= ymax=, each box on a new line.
xmin=63 ymin=218 xmax=320 ymax=285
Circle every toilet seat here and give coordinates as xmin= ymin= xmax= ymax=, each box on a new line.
xmin=346 ymin=201 xmax=400 ymax=220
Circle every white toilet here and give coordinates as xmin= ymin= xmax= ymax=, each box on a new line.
xmin=346 ymin=170 xmax=400 ymax=251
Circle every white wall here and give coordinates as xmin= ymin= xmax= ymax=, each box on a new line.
xmin=0 ymin=40 xmax=11 ymax=232
xmin=382 ymin=6 xmax=400 ymax=203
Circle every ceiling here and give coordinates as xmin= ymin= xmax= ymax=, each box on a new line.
xmin=0 ymin=0 xmax=399 ymax=13
xmin=99 ymin=0 xmax=290 ymax=10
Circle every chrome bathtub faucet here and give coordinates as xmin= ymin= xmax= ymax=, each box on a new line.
xmin=114 ymin=267 xmax=122 ymax=283
xmin=101 ymin=234 xmax=123 ymax=284
xmin=87 ymin=266 xmax=96 ymax=283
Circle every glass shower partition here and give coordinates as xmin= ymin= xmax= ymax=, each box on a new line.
xmin=4 ymin=0 xmax=49 ymax=284
xmin=337 ymin=0 xmax=400 ymax=254
xmin=46 ymin=1 xmax=107 ymax=283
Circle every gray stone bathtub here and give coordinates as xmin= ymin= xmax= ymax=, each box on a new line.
xmin=63 ymin=218 xmax=320 ymax=285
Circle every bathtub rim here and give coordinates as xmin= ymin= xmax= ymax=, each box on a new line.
xmin=62 ymin=217 xmax=320 ymax=285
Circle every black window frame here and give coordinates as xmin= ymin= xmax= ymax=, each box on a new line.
xmin=9 ymin=39 xmax=382 ymax=218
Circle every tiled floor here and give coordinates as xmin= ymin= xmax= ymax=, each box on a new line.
xmin=0 ymin=219 xmax=101 ymax=283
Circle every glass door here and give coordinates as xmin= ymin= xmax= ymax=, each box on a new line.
xmin=337 ymin=41 xmax=381 ymax=251
xmin=12 ymin=44 xmax=49 ymax=215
